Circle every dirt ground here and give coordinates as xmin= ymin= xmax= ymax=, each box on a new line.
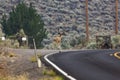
xmin=0 ymin=49 xmax=59 ymax=80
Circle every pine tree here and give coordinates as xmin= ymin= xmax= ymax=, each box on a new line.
xmin=1 ymin=2 xmax=47 ymax=48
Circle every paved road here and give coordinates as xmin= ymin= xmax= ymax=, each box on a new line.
xmin=47 ymin=50 xmax=120 ymax=80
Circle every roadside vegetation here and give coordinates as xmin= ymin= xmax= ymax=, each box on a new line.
xmin=0 ymin=49 xmax=64 ymax=80
xmin=29 ymin=55 xmax=64 ymax=80
xmin=111 ymin=35 xmax=120 ymax=49
xmin=0 ymin=73 xmax=29 ymax=80
xmin=41 ymin=68 xmax=64 ymax=80
xmin=29 ymin=54 xmax=42 ymax=63
xmin=0 ymin=68 xmax=64 ymax=80
xmin=1 ymin=2 xmax=47 ymax=48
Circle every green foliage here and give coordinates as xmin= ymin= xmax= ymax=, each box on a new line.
xmin=61 ymin=37 xmax=71 ymax=49
xmin=70 ymin=34 xmax=86 ymax=47
xmin=86 ymin=42 xmax=97 ymax=49
xmin=70 ymin=38 xmax=77 ymax=47
xmin=111 ymin=35 xmax=120 ymax=48
xmin=1 ymin=2 xmax=47 ymax=48
xmin=111 ymin=35 xmax=120 ymax=44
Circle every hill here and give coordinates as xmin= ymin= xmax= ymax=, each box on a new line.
xmin=0 ymin=0 xmax=119 ymax=49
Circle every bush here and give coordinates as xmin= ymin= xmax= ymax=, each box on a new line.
xmin=86 ymin=42 xmax=97 ymax=49
xmin=70 ymin=36 xmax=80 ymax=47
xmin=44 ymin=32 xmax=86 ymax=49
xmin=44 ymin=42 xmax=60 ymax=50
xmin=111 ymin=35 xmax=120 ymax=48
xmin=61 ymin=37 xmax=71 ymax=49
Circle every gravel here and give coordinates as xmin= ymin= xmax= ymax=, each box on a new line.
xmin=2 ymin=49 xmax=59 ymax=80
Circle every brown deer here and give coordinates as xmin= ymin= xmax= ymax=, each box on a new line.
xmin=53 ymin=28 xmax=65 ymax=49
xmin=54 ymin=33 xmax=62 ymax=45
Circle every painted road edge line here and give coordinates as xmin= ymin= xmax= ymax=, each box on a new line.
xmin=44 ymin=52 xmax=76 ymax=80
xmin=114 ymin=52 xmax=120 ymax=59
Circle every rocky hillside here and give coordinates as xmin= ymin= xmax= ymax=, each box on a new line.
xmin=0 ymin=0 xmax=120 ymax=48
xmin=25 ymin=0 xmax=119 ymax=36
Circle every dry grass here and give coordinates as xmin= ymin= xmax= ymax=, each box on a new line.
xmin=0 ymin=73 xmax=29 ymax=80
xmin=0 ymin=66 xmax=64 ymax=80
xmin=41 ymin=68 xmax=64 ymax=80
xmin=43 ymin=69 xmax=56 ymax=76
xmin=0 ymin=61 xmax=8 ymax=77
xmin=0 ymin=61 xmax=28 ymax=80
xmin=0 ymin=47 xmax=16 ymax=57
xmin=0 ymin=49 xmax=64 ymax=80
xmin=0 ymin=60 xmax=28 ymax=80
xmin=29 ymin=54 xmax=42 ymax=63
xmin=29 ymin=55 xmax=37 ymax=62
xmin=39 ymin=76 xmax=64 ymax=80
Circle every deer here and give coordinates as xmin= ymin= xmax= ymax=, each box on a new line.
xmin=53 ymin=28 xmax=65 ymax=49
xmin=54 ymin=33 xmax=62 ymax=44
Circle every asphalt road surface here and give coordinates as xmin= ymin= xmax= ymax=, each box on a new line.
xmin=47 ymin=50 xmax=120 ymax=80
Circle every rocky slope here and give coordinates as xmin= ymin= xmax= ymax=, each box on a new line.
xmin=0 ymin=0 xmax=120 ymax=48
xmin=25 ymin=0 xmax=119 ymax=36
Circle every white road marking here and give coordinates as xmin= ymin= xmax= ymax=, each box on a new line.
xmin=44 ymin=52 xmax=76 ymax=80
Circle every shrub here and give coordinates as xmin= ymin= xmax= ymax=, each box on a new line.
xmin=61 ymin=37 xmax=71 ymax=49
xmin=86 ymin=42 xmax=97 ymax=49
xmin=44 ymin=32 xmax=86 ymax=49
xmin=44 ymin=42 xmax=60 ymax=49
xmin=111 ymin=35 xmax=120 ymax=48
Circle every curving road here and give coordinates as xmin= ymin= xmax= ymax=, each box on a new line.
xmin=46 ymin=50 xmax=120 ymax=80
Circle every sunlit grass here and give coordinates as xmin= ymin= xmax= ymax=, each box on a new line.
xmin=42 ymin=68 xmax=64 ymax=80
xmin=29 ymin=54 xmax=42 ymax=63
xmin=39 ymin=76 xmax=64 ymax=80
xmin=43 ymin=69 xmax=56 ymax=76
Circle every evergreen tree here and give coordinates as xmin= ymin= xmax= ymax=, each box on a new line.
xmin=1 ymin=2 xmax=47 ymax=48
